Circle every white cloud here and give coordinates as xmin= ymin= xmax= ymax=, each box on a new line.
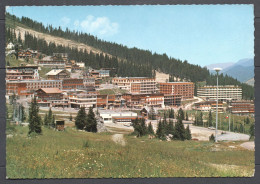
xmin=74 ymin=20 xmax=80 ymax=27
xmin=60 ymin=17 xmax=71 ymax=26
xmin=79 ymin=15 xmax=119 ymax=36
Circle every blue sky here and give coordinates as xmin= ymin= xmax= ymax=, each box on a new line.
xmin=6 ymin=5 xmax=254 ymax=67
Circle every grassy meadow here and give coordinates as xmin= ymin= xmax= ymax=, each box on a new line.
xmin=6 ymin=125 xmax=254 ymax=178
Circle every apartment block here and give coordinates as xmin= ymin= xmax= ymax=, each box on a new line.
xmin=197 ymin=85 xmax=242 ymax=101
xmin=123 ymin=93 xmax=164 ymax=108
xmin=6 ymin=66 xmax=39 ymax=80
xmin=112 ymin=77 xmax=157 ymax=94
xmin=159 ymin=82 xmax=194 ymax=100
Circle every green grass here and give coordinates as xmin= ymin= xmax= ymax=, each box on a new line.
xmin=6 ymin=126 xmax=254 ymax=178
xmin=6 ymin=55 xmax=34 ymax=67
xmin=38 ymin=67 xmax=52 ymax=79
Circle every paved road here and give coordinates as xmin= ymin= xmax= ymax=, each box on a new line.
xmin=188 ymin=124 xmax=250 ymax=141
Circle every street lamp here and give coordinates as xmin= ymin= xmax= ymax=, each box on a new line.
xmin=214 ymin=67 xmax=222 ymax=142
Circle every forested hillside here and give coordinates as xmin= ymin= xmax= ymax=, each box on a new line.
xmin=5 ymin=13 xmax=254 ymax=99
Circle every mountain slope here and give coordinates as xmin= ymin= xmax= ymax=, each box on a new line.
xmin=206 ymin=62 xmax=234 ymax=71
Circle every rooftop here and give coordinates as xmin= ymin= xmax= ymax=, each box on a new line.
xmin=38 ymin=88 xmax=62 ymax=94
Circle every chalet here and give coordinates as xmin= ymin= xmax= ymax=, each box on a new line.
xmin=46 ymin=69 xmax=70 ymax=80
xmin=62 ymin=78 xmax=84 ymax=90
xmin=38 ymin=56 xmax=66 ymax=68
xmin=36 ymin=88 xmax=63 ymax=101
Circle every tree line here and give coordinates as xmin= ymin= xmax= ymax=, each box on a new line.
xmin=133 ymin=109 xmax=191 ymax=141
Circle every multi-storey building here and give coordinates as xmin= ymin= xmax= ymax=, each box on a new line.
xmin=228 ymin=100 xmax=254 ymax=115
xmin=62 ymin=78 xmax=85 ymax=90
xmin=197 ymin=85 xmax=242 ymax=101
xmin=164 ymin=94 xmax=182 ymax=107
xmin=69 ymin=93 xmax=97 ymax=109
xmin=38 ymin=56 xmax=66 ymax=68
xmin=123 ymin=93 xmax=164 ymax=108
xmin=159 ymin=82 xmax=194 ymax=100
xmin=194 ymin=101 xmax=224 ymax=112
xmin=36 ymin=88 xmax=63 ymax=101
xmin=6 ymin=80 xmax=62 ymax=96
xmin=97 ymin=94 xmax=124 ymax=109
xmin=112 ymin=77 xmax=157 ymax=94
xmin=6 ymin=66 xmax=39 ymax=80
xmin=99 ymin=110 xmax=139 ymax=125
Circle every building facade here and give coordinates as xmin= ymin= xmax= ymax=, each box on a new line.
xmin=62 ymin=78 xmax=84 ymax=90
xmin=228 ymin=100 xmax=254 ymax=115
xmin=159 ymin=82 xmax=194 ymax=100
xmin=123 ymin=93 xmax=164 ymax=108
xmin=69 ymin=93 xmax=97 ymax=109
xmin=6 ymin=66 xmax=39 ymax=81
xmin=112 ymin=77 xmax=157 ymax=94
xmin=197 ymin=85 xmax=242 ymax=101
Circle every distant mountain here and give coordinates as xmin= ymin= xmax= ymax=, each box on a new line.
xmin=206 ymin=62 xmax=234 ymax=71
xmin=207 ymin=58 xmax=254 ymax=83
xmin=245 ymin=78 xmax=254 ymax=86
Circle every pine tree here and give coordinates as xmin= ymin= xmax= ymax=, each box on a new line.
xmin=246 ymin=117 xmax=250 ymax=124
xmin=47 ymin=108 xmax=53 ymax=127
xmin=208 ymin=110 xmax=213 ymax=127
xmin=44 ymin=113 xmax=48 ymax=126
xmin=69 ymin=114 xmax=73 ymax=121
xmin=51 ymin=115 xmax=55 ymax=128
xmin=169 ymin=108 xmax=174 ymax=119
xmin=178 ymin=108 xmax=185 ymax=120
xmin=85 ymin=107 xmax=97 ymax=132
xmin=156 ymin=120 xmax=165 ymax=140
xmin=173 ymin=117 xmax=186 ymax=141
xmin=149 ymin=106 xmax=156 ymax=120
xmin=167 ymin=120 xmax=175 ymax=136
xmin=147 ymin=122 xmax=154 ymax=135
xmin=20 ymin=104 xmax=26 ymax=122
xmin=185 ymin=112 xmax=189 ymax=121
xmin=249 ymin=123 xmax=255 ymax=138
xmin=75 ymin=107 xmax=87 ymax=130
xmin=185 ymin=125 xmax=192 ymax=140
xmin=28 ymin=97 xmax=42 ymax=134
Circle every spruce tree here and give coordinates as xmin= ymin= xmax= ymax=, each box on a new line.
xmin=28 ymin=97 xmax=42 ymax=134
xmin=51 ymin=115 xmax=55 ymax=128
xmin=185 ymin=125 xmax=192 ymax=140
xmin=185 ymin=112 xmax=189 ymax=121
xmin=249 ymin=123 xmax=255 ymax=138
xmin=169 ymin=108 xmax=174 ymax=119
xmin=208 ymin=110 xmax=213 ymax=127
xmin=47 ymin=108 xmax=53 ymax=127
xmin=174 ymin=117 xmax=185 ymax=141
xmin=156 ymin=120 xmax=164 ymax=140
xmin=44 ymin=113 xmax=48 ymax=126
xmin=167 ymin=120 xmax=175 ymax=136
xmin=75 ymin=107 xmax=87 ymax=130
xmin=149 ymin=106 xmax=156 ymax=120
xmin=147 ymin=122 xmax=154 ymax=135
xmin=85 ymin=107 xmax=97 ymax=132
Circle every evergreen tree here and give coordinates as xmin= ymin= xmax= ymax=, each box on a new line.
xmin=147 ymin=122 xmax=154 ymax=135
xmin=185 ymin=112 xmax=189 ymax=121
xmin=208 ymin=110 xmax=213 ymax=127
xmin=198 ymin=112 xmax=203 ymax=126
xmin=249 ymin=123 xmax=255 ymax=138
xmin=167 ymin=120 xmax=175 ymax=136
xmin=185 ymin=125 xmax=192 ymax=140
xmin=20 ymin=104 xmax=26 ymax=122
xmin=44 ymin=113 xmax=48 ymax=126
xmin=156 ymin=120 xmax=165 ymax=140
xmin=28 ymin=97 xmax=42 ymax=134
xmin=169 ymin=108 xmax=174 ymax=119
xmin=149 ymin=106 xmax=156 ymax=120
xmin=246 ymin=117 xmax=250 ymax=125
xmin=51 ymin=115 xmax=55 ymax=128
xmin=178 ymin=108 xmax=185 ymax=120
xmin=239 ymin=124 xmax=244 ymax=133
xmin=173 ymin=117 xmax=186 ymax=141
xmin=75 ymin=107 xmax=87 ymax=130
xmin=69 ymin=114 xmax=73 ymax=121
xmin=85 ymin=107 xmax=97 ymax=132
xmin=47 ymin=108 xmax=53 ymax=127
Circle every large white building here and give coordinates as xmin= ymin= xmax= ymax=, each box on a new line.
xmin=69 ymin=93 xmax=97 ymax=109
xmin=99 ymin=110 xmax=138 ymax=125
xmin=197 ymin=85 xmax=242 ymax=101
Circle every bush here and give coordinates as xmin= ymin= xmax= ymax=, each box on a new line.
xmin=209 ymin=134 xmax=215 ymax=142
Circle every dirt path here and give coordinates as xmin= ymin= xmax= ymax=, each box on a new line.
xmin=112 ymin=134 xmax=126 ymax=146
xmin=240 ymin=142 xmax=255 ymax=151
